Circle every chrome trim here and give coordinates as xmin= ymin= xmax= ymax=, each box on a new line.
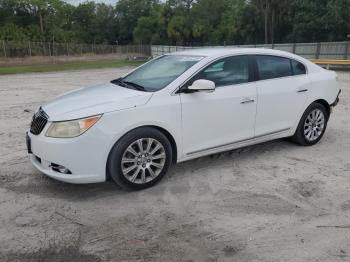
xmin=186 ymin=128 xmax=291 ymax=155
xmin=172 ymin=53 xmax=309 ymax=95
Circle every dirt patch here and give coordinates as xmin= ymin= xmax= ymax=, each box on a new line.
xmin=288 ymin=178 xmax=323 ymax=198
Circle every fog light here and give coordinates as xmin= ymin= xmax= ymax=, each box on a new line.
xmin=51 ymin=163 xmax=72 ymax=174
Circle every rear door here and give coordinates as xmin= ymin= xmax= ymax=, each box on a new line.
xmin=254 ymin=55 xmax=310 ymax=136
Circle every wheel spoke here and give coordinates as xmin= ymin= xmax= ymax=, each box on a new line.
xmin=130 ymin=167 xmax=141 ymax=182
xmin=315 ymin=110 xmax=320 ymax=120
xmin=145 ymin=138 xmax=154 ymax=153
xmin=304 ymin=127 xmax=311 ymax=134
xmin=127 ymin=147 xmax=139 ymax=156
xmin=151 ymin=162 xmax=164 ymax=169
xmin=150 ymin=144 xmax=161 ymax=155
xmin=140 ymin=169 xmax=146 ymax=183
xmin=122 ymin=157 xmax=136 ymax=164
xmin=123 ymin=164 xmax=137 ymax=175
xmin=137 ymin=139 xmax=144 ymax=152
xmin=147 ymin=167 xmax=156 ymax=178
xmin=152 ymin=152 xmax=166 ymax=160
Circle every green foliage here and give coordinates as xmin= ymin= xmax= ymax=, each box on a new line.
xmin=0 ymin=0 xmax=349 ymax=45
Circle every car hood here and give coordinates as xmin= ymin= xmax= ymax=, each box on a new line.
xmin=42 ymin=82 xmax=153 ymax=121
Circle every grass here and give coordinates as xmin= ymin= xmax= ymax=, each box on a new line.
xmin=0 ymin=59 xmax=146 ymax=75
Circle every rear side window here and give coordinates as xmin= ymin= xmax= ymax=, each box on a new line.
xmin=256 ymin=55 xmax=292 ymax=80
xmin=291 ymin=60 xmax=306 ymax=75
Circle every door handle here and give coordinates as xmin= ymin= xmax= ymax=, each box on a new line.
xmin=241 ymin=98 xmax=255 ymax=104
xmin=297 ymin=89 xmax=308 ymax=93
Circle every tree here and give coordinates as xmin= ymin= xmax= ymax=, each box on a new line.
xmin=116 ymin=0 xmax=160 ymax=44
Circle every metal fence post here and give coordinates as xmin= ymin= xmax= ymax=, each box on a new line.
xmin=315 ymin=42 xmax=321 ymax=59
xmin=344 ymin=41 xmax=349 ymax=60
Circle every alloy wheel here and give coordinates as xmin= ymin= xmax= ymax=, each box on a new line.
xmin=304 ymin=109 xmax=325 ymax=141
xmin=121 ymin=138 xmax=166 ymax=184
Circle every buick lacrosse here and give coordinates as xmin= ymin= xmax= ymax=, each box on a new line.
xmin=27 ymin=48 xmax=341 ymax=189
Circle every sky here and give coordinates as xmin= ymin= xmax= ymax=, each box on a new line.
xmin=65 ymin=0 xmax=118 ymax=5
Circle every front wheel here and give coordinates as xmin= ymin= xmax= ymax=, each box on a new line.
xmin=107 ymin=127 xmax=172 ymax=190
xmin=291 ymin=102 xmax=329 ymax=146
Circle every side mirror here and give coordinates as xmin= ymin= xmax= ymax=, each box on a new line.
xmin=187 ymin=79 xmax=215 ymax=92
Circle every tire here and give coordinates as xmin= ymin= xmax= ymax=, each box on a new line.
xmin=291 ymin=102 xmax=329 ymax=146
xmin=107 ymin=127 xmax=172 ymax=190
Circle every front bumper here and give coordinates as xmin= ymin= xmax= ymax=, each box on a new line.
xmin=27 ymin=123 xmax=112 ymax=184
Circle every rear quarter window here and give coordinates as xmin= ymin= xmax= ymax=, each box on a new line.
xmin=291 ymin=60 xmax=306 ymax=75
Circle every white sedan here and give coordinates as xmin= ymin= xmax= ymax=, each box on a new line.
xmin=27 ymin=48 xmax=341 ymax=189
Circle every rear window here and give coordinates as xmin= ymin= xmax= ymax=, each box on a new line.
xmin=256 ymin=55 xmax=292 ymax=80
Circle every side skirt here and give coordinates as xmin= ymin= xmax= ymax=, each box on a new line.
xmin=178 ymin=128 xmax=291 ymax=163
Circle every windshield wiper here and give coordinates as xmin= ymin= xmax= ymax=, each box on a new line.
xmin=122 ymin=80 xmax=146 ymax=91
xmin=111 ymin=78 xmax=127 ymax=87
xmin=111 ymin=78 xmax=146 ymax=91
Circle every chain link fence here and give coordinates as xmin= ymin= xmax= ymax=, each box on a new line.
xmin=2 ymin=41 xmax=349 ymax=61
xmin=0 ymin=41 xmax=151 ymax=58
xmin=151 ymin=42 xmax=350 ymax=60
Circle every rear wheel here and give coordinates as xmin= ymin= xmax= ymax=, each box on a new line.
xmin=108 ymin=127 xmax=172 ymax=190
xmin=291 ymin=102 xmax=329 ymax=146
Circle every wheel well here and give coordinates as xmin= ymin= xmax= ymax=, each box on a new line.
xmin=148 ymin=125 xmax=178 ymax=164
xmin=314 ymin=99 xmax=331 ymax=117
xmin=106 ymin=125 xmax=178 ymax=180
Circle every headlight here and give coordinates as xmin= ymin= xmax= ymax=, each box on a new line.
xmin=45 ymin=115 xmax=102 ymax=138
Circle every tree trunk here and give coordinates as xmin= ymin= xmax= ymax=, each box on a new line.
xmin=264 ymin=0 xmax=269 ymax=44
xmin=271 ymin=8 xmax=275 ymax=44
xmin=39 ymin=10 xmax=44 ymax=40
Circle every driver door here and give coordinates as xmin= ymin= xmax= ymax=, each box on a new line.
xmin=180 ymin=55 xmax=257 ymax=157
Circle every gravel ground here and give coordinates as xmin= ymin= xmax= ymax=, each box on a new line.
xmin=0 ymin=68 xmax=349 ymax=262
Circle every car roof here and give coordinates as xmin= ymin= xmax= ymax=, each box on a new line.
xmin=168 ymin=47 xmax=321 ymax=71
xmin=170 ymin=47 xmax=301 ymax=59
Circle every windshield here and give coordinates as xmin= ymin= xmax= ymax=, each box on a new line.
xmin=121 ymin=55 xmax=204 ymax=92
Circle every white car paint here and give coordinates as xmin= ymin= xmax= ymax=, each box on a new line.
xmin=27 ymin=48 xmax=340 ymax=184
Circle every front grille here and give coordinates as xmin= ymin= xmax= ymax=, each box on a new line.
xmin=30 ymin=107 xmax=49 ymax=135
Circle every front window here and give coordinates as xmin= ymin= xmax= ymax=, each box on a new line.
xmin=121 ymin=55 xmax=204 ymax=92
xmin=187 ymin=55 xmax=250 ymax=87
